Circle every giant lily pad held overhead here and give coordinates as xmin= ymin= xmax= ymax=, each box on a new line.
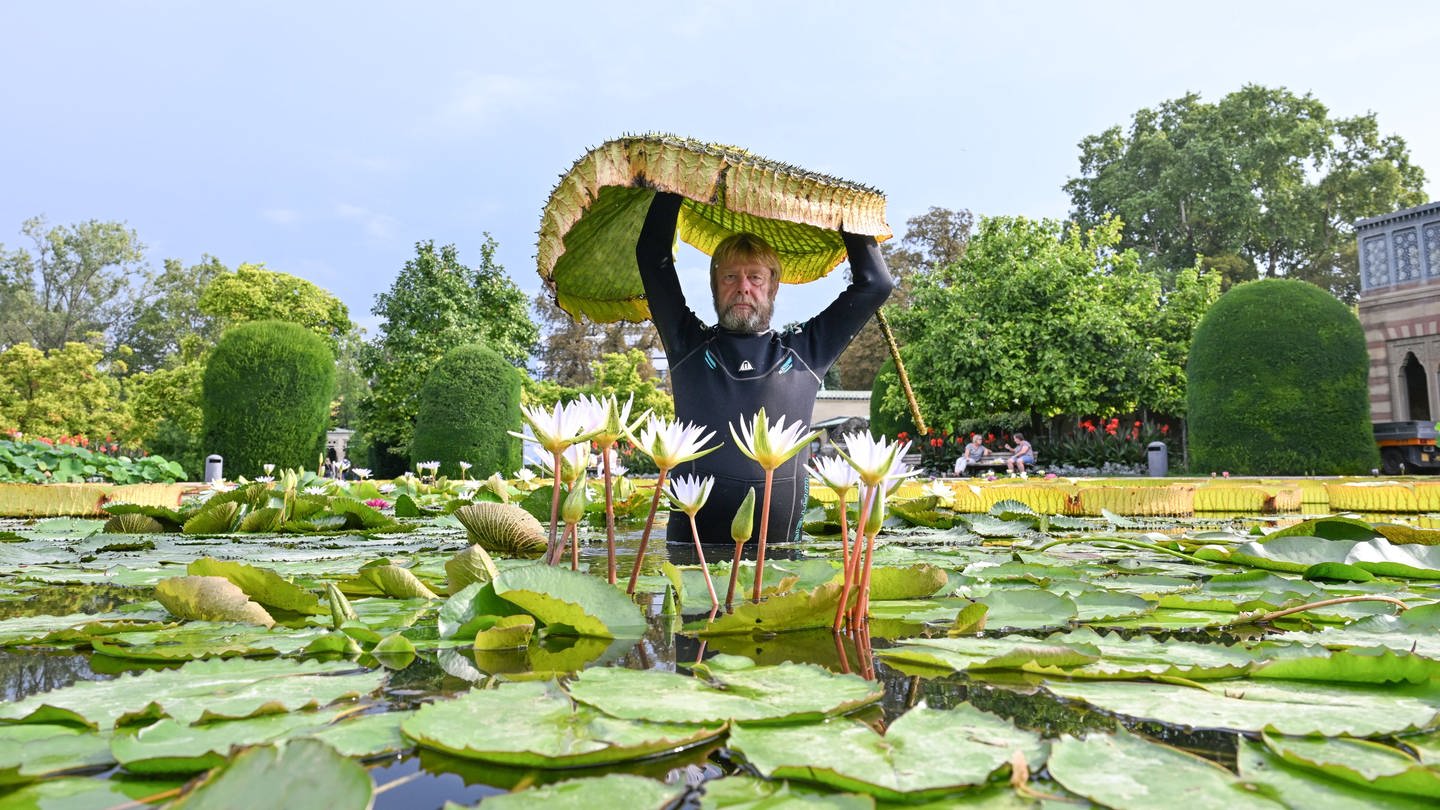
xmin=537 ymin=134 xmax=892 ymax=323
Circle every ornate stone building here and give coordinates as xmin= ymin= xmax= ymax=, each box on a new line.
xmin=1357 ymin=201 xmax=1440 ymax=422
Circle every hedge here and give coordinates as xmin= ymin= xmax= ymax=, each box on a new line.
xmin=411 ymin=342 xmax=522 ymax=479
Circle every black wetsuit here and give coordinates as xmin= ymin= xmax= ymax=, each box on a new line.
xmin=636 ymin=191 xmax=893 ymax=546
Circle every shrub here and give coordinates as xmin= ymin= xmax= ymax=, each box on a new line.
xmin=1186 ymin=279 xmax=1377 ymax=475
xmin=869 ymin=358 xmax=918 ymax=440
xmin=411 ymin=343 xmax=522 ymax=479
xmin=202 ymin=321 xmax=335 ymax=478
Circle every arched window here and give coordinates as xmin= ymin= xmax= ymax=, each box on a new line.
xmin=1402 ymin=352 xmax=1431 ymax=421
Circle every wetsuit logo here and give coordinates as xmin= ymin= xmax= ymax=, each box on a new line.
xmin=739 ymin=360 xmax=754 ymax=372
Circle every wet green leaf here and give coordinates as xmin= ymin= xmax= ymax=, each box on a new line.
xmin=187 ymin=557 xmax=323 ymax=614
xmin=1237 ymin=738 xmax=1433 ymax=810
xmin=1261 ymin=731 xmax=1440 ymax=799
xmin=565 ymin=654 xmax=881 ymax=725
xmin=473 ymin=615 xmax=535 ymax=650
xmin=493 ymin=564 xmax=644 ymax=638
xmin=455 ymin=773 xmax=685 ymax=810
xmin=402 ymin=681 xmax=723 ymax=768
xmin=697 ymin=775 xmax=876 ymax=809
xmin=358 ymin=564 xmax=439 ymax=599
xmin=0 ymin=724 xmax=114 ymax=785
xmin=1048 ymin=730 xmax=1282 ymax=809
xmin=728 ymin=704 xmax=1046 ymax=802
xmin=168 ymin=738 xmax=373 ymax=809
xmin=687 ymin=583 xmax=847 ymax=636
xmin=154 ymin=576 xmax=275 ymax=627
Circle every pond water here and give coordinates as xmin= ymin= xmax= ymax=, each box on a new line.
xmin=1 ymin=504 xmax=1437 ymax=808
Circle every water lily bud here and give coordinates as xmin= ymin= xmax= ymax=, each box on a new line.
xmin=326 ymin=582 xmax=357 ymax=629
xmin=865 ymin=487 xmax=886 ymax=536
xmin=731 ymin=487 xmax=756 ymax=545
xmin=561 ymin=474 xmax=589 ymax=524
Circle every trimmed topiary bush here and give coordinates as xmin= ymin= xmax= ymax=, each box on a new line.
xmin=1187 ymin=279 xmax=1378 ymax=475
xmin=411 ymin=342 xmax=522 ymax=479
xmin=203 ymin=321 xmax=335 ymax=478
xmin=869 ymin=357 xmax=918 ymax=440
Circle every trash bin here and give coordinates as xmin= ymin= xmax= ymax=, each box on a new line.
xmin=1146 ymin=442 xmax=1168 ymax=478
xmin=204 ymin=454 xmax=224 ymax=483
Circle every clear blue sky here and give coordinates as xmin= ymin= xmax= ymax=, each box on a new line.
xmin=4 ymin=1 xmax=1437 ymax=334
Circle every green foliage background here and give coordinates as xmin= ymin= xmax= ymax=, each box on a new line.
xmin=869 ymin=358 xmax=917 ymax=439
xmin=411 ymin=342 xmax=522 ymax=479
xmin=202 ymin=320 xmax=336 ymax=478
xmin=1187 ymin=279 xmax=1378 ymax=475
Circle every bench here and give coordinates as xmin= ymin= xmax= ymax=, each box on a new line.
xmin=953 ymin=451 xmax=1039 ymax=476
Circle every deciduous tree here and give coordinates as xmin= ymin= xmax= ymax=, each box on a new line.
xmin=115 ymin=256 xmax=227 ymax=372
xmin=0 ymin=217 xmax=147 ymax=351
xmin=1065 ymin=84 xmax=1427 ymax=301
xmin=0 ymin=341 xmax=131 ymax=439
xmin=198 ymin=263 xmax=353 ymax=348
xmin=361 ymin=238 xmax=537 ymax=471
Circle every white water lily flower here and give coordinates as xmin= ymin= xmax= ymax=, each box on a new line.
xmin=922 ymin=479 xmax=951 ymax=500
xmin=540 ymin=441 xmax=591 ymax=485
xmin=576 ymin=393 xmax=647 ymax=451
xmin=254 ymin=475 xmax=275 ymax=484
xmin=665 ymin=474 xmax=714 ymax=516
xmin=207 ymin=479 xmax=236 ymax=493
xmin=730 ymin=408 xmax=821 ymax=472
xmin=352 ymin=468 xmax=372 ymax=480
xmin=458 ymin=461 xmax=472 ymax=470
xmin=835 ymin=432 xmax=914 ymax=487
xmin=304 ymin=485 xmax=329 ymax=496
xmin=510 ymin=401 xmax=599 ymax=454
xmin=808 ymin=454 xmax=860 ymax=494
xmin=629 ymin=415 xmax=719 ymax=471
xmin=515 ymin=468 xmax=537 ymax=484
xmin=262 ymin=464 xmax=275 ymax=476
xmin=377 ymin=482 xmax=396 ymax=494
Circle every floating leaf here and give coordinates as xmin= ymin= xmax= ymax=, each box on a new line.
xmin=728 ymin=704 xmax=1045 ymax=803
xmin=111 ymin=707 xmax=351 ymax=774
xmin=1237 ymin=738 xmax=1432 ymax=810
xmin=866 ymin=565 xmax=948 ymax=600
xmin=473 ymin=774 xmax=686 ymax=810
xmin=687 ymin=583 xmax=846 ymax=636
xmin=1261 ymin=731 xmax=1440 ymax=800
xmin=1048 ymin=730 xmax=1282 ymax=809
xmin=154 ymin=576 xmax=275 ymax=628
xmin=182 ymin=501 xmax=242 ymax=534
xmin=1042 ymin=678 xmax=1440 ymax=736
xmin=188 ymin=557 xmax=323 ymax=615
xmin=372 ymin=632 xmax=417 ymax=669
xmin=0 ymin=724 xmax=114 ymax=785
xmin=446 ymin=544 xmax=500 ymax=594
xmin=358 ymin=564 xmax=439 ymax=599
xmin=565 ymin=654 xmax=881 ymax=725
xmin=168 ymin=738 xmax=373 ymax=809
xmin=103 ymin=512 xmax=167 ymax=534
xmin=474 ymin=615 xmax=536 ymax=651
xmin=697 ymin=775 xmax=876 ymax=809
xmin=493 ymin=564 xmax=644 ymax=638
xmin=401 ymin=681 xmax=723 ymax=768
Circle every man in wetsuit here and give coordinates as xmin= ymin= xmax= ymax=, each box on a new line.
xmin=636 ymin=191 xmax=894 ymax=547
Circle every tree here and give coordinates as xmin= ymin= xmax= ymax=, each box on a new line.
xmin=0 ymin=341 xmax=131 ymax=440
xmin=836 ymin=208 xmax=973 ymax=390
xmin=198 ymin=263 xmax=353 ymax=348
xmin=1065 ymin=84 xmax=1428 ymax=302
xmin=125 ymin=338 xmax=207 ymax=476
xmin=115 ymin=256 xmax=228 ymax=372
xmin=1188 ymin=279 xmax=1376 ymax=475
xmin=0 ymin=217 xmax=147 ymax=351
xmin=888 ymin=215 xmax=1215 ymax=435
xmin=361 ymin=238 xmax=538 ymax=471
xmin=586 ymin=349 xmax=673 ymax=419
xmin=533 ymin=291 xmax=660 ymax=388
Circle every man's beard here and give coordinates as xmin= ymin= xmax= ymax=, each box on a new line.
xmin=718 ymin=296 xmax=773 ymax=333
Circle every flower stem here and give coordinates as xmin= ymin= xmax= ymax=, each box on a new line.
xmin=626 ymin=468 xmax=668 ymax=595
xmin=833 ymin=485 xmax=875 ymax=631
xmin=689 ymin=513 xmax=718 ymax=608
xmin=545 ymin=451 xmax=563 ymax=565
xmin=837 ymin=489 xmax=850 ymax=572
xmin=751 ymin=468 xmax=775 ymax=603
xmin=602 ymin=451 xmax=617 ymax=585
xmin=725 ymin=542 xmax=744 ymax=609
xmin=568 ymin=522 xmax=579 ymax=570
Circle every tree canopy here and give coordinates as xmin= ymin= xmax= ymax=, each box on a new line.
xmin=198 ymin=263 xmax=353 ymax=348
xmin=361 ymin=237 xmax=537 ymax=468
xmin=0 ymin=217 xmax=147 ymax=351
xmin=0 ymin=341 xmax=130 ymax=440
xmin=116 ymin=256 xmax=228 ymax=372
xmin=887 ymin=215 xmax=1218 ymax=433
xmin=1065 ymin=84 xmax=1427 ymax=302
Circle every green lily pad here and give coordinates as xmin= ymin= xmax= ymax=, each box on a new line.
xmin=866 ymin=565 xmax=949 ymax=600
xmin=1047 ymin=730 xmax=1283 ymax=809
xmin=401 ymin=681 xmax=724 ymax=768
xmin=168 ymin=738 xmax=373 ymax=809
xmin=687 ymin=583 xmax=847 ymax=636
xmin=307 ymin=710 xmax=413 ymax=759
xmin=1042 ymin=678 xmax=1440 ymax=736
xmin=358 ymin=564 xmax=439 ymax=599
xmin=697 ymin=775 xmax=876 ymax=809
xmin=154 ymin=576 xmax=275 ymax=628
xmin=89 ymin=622 xmax=330 ymax=660
xmin=492 ymin=564 xmax=644 ymax=638
xmin=446 ymin=544 xmax=500 ymax=594
xmin=111 ymin=707 xmax=353 ymax=774
xmin=727 ymin=703 xmax=1046 ymax=803
xmin=565 ymin=654 xmax=881 ymax=725
xmin=1265 ymin=517 xmax=1378 ymax=542
xmin=0 ymin=774 xmax=188 ymax=808
xmin=0 ymin=724 xmax=114 ymax=785
xmin=1237 ymin=738 xmax=1434 ymax=810
xmin=187 ymin=557 xmax=323 ymax=614
xmin=454 ymin=774 xmax=685 ymax=810
xmin=0 ymin=658 xmax=386 ymax=730
xmin=438 ymin=582 xmax=522 ymax=640
xmin=1261 ymin=731 xmax=1440 ymax=799
xmin=473 ymin=615 xmax=536 ymax=651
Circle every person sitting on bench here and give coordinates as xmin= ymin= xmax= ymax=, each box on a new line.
xmin=953 ymin=434 xmax=992 ymax=475
xmin=1005 ymin=433 xmax=1034 ymax=475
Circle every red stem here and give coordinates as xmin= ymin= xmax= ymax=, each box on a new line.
xmin=625 ymin=468 xmax=668 ymax=595
xmin=689 ymin=512 xmax=718 ymax=608
xmin=725 ymin=541 xmax=743 ymax=609
xmin=568 ymin=522 xmax=578 ymax=570
xmin=602 ymin=451 xmax=617 ymax=585
xmin=545 ymin=451 xmax=563 ymax=565
xmin=837 ymin=489 xmax=850 ymax=571
xmin=833 ymin=485 xmax=874 ymax=631
xmin=751 ymin=468 xmax=775 ymax=603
